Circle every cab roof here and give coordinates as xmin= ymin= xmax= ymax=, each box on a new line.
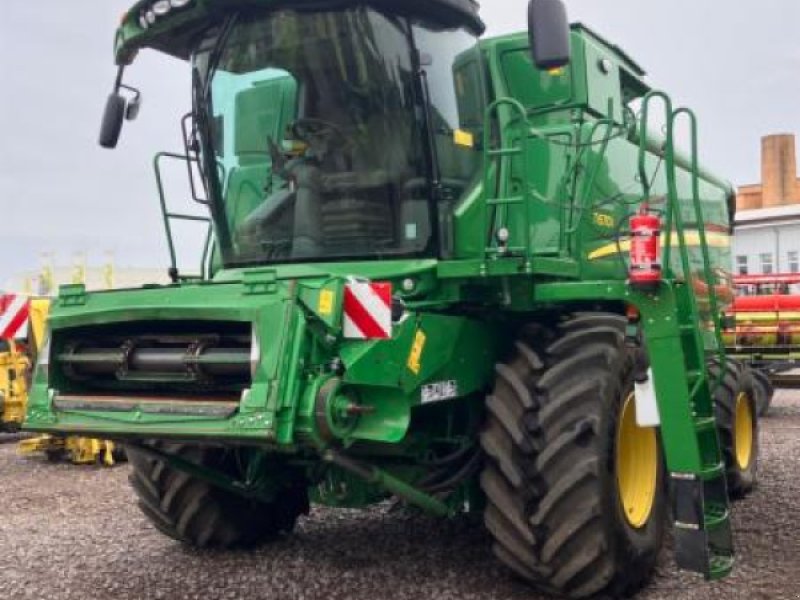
xmin=571 ymin=23 xmax=646 ymax=77
xmin=115 ymin=0 xmax=485 ymax=64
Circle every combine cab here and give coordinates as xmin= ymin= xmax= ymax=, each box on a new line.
xmin=25 ymin=0 xmax=758 ymax=596
xmin=723 ymin=273 xmax=800 ymax=411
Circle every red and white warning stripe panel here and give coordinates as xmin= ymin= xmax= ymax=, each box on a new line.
xmin=343 ymin=281 xmax=392 ymax=340
xmin=0 ymin=294 xmax=31 ymax=340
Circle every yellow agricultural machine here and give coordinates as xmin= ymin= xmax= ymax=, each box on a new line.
xmin=0 ymin=293 xmax=122 ymax=465
xmin=0 ymin=295 xmax=50 ymax=432
xmin=18 ymin=434 xmax=119 ymax=466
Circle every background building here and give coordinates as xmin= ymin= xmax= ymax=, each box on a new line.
xmin=734 ymin=134 xmax=800 ymax=278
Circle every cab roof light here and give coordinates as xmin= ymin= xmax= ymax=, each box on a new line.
xmin=152 ymin=0 xmax=171 ymax=16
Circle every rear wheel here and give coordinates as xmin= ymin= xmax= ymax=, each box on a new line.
xmin=480 ymin=313 xmax=665 ymax=598
xmin=750 ymin=368 xmax=774 ymax=417
xmin=710 ymin=360 xmax=758 ymax=499
xmin=127 ymin=442 xmax=309 ymax=547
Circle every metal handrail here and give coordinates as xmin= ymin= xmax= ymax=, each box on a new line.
xmin=153 ymin=151 xmax=213 ymax=281
xmin=672 ymin=107 xmax=726 ymax=360
xmin=481 ymin=97 xmax=533 ymax=265
xmin=637 ymin=90 xmax=728 ymax=377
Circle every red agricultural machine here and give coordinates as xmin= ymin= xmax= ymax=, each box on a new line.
xmin=723 ymin=273 xmax=800 ymax=413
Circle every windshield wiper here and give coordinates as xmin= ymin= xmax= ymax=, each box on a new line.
xmin=203 ymin=14 xmax=239 ymax=100
xmin=188 ymin=65 xmax=232 ymax=264
xmin=185 ymin=14 xmax=241 ymax=265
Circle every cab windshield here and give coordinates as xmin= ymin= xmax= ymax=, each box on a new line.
xmin=193 ymin=7 xmax=482 ymax=267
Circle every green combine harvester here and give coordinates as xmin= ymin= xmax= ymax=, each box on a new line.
xmin=26 ymin=0 xmax=760 ymax=596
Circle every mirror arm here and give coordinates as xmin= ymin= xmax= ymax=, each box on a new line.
xmin=111 ymin=66 xmax=141 ymax=109
xmin=119 ymin=83 xmax=141 ymax=104
xmin=113 ymin=65 xmax=125 ymax=93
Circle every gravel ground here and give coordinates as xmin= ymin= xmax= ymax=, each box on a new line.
xmin=1 ymin=391 xmax=799 ymax=600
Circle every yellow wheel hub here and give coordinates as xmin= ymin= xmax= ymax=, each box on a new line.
xmin=616 ymin=392 xmax=658 ymax=529
xmin=734 ymin=392 xmax=754 ymax=470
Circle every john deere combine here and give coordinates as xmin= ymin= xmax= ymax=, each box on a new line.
xmin=26 ymin=0 xmax=759 ymax=596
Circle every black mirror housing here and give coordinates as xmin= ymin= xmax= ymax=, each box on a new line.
xmin=528 ymin=0 xmax=571 ymax=71
xmin=99 ymin=93 xmax=127 ymax=149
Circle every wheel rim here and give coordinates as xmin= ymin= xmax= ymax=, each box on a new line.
xmin=735 ymin=392 xmax=754 ymax=470
xmin=616 ymin=392 xmax=658 ymax=529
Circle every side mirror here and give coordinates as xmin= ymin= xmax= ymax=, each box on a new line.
xmin=528 ymin=0 xmax=571 ymax=71
xmin=99 ymin=93 xmax=126 ymax=149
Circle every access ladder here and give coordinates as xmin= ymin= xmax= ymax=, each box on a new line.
xmin=636 ymin=90 xmax=734 ymax=580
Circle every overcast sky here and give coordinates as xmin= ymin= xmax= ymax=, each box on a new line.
xmin=2 ymin=1 xmax=799 ymax=284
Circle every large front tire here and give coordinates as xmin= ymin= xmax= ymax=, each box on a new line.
xmin=127 ymin=442 xmax=309 ymax=548
xmin=480 ymin=314 xmax=665 ymax=598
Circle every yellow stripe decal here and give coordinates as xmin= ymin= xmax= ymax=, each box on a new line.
xmin=588 ymin=231 xmax=730 ymax=261
xmin=734 ymin=312 xmax=800 ymax=322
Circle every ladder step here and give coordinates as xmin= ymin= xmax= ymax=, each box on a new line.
xmin=486 ymin=196 xmax=525 ymax=206
xmin=708 ymin=553 xmax=735 ymax=580
xmin=697 ymin=462 xmax=726 ymax=481
xmin=693 ymin=416 xmax=717 ymax=434
xmin=703 ymin=503 xmax=730 ymax=530
xmin=485 ymin=247 xmax=527 ymax=255
xmin=686 ymin=369 xmax=702 ymax=381
xmin=488 ymin=147 xmax=522 ymax=157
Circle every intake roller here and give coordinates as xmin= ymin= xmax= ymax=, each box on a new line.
xmin=58 ymin=341 xmax=250 ymax=380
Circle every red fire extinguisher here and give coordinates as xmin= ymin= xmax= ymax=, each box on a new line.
xmin=629 ymin=204 xmax=662 ymax=289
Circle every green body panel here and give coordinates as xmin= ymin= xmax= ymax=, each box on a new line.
xmin=26 ymin=269 xmax=498 ymax=448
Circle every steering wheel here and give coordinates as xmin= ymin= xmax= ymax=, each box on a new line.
xmin=290 ymin=118 xmax=346 ymax=144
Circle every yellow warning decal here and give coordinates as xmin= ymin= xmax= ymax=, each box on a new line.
xmin=407 ymin=330 xmax=427 ymax=375
xmin=454 ymin=129 xmax=475 ymax=148
xmin=588 ymin=230 xmax=730 ymax=261
xmin=318 ymin=289 xmax=335 ymax=316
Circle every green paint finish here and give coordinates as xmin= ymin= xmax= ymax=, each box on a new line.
xmin=297 ymin=278 xmax=344 ymax=333
xmin=499 ymin=41 xmax=576 ymax=113
xmin=30 ymin=5 xmax=742 ymax=580
xmin=330 ymin=313 xmax=497 ymax=444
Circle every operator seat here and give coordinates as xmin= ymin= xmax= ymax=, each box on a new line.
xmin=225 ymin=74 xmax=297 ymax=230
